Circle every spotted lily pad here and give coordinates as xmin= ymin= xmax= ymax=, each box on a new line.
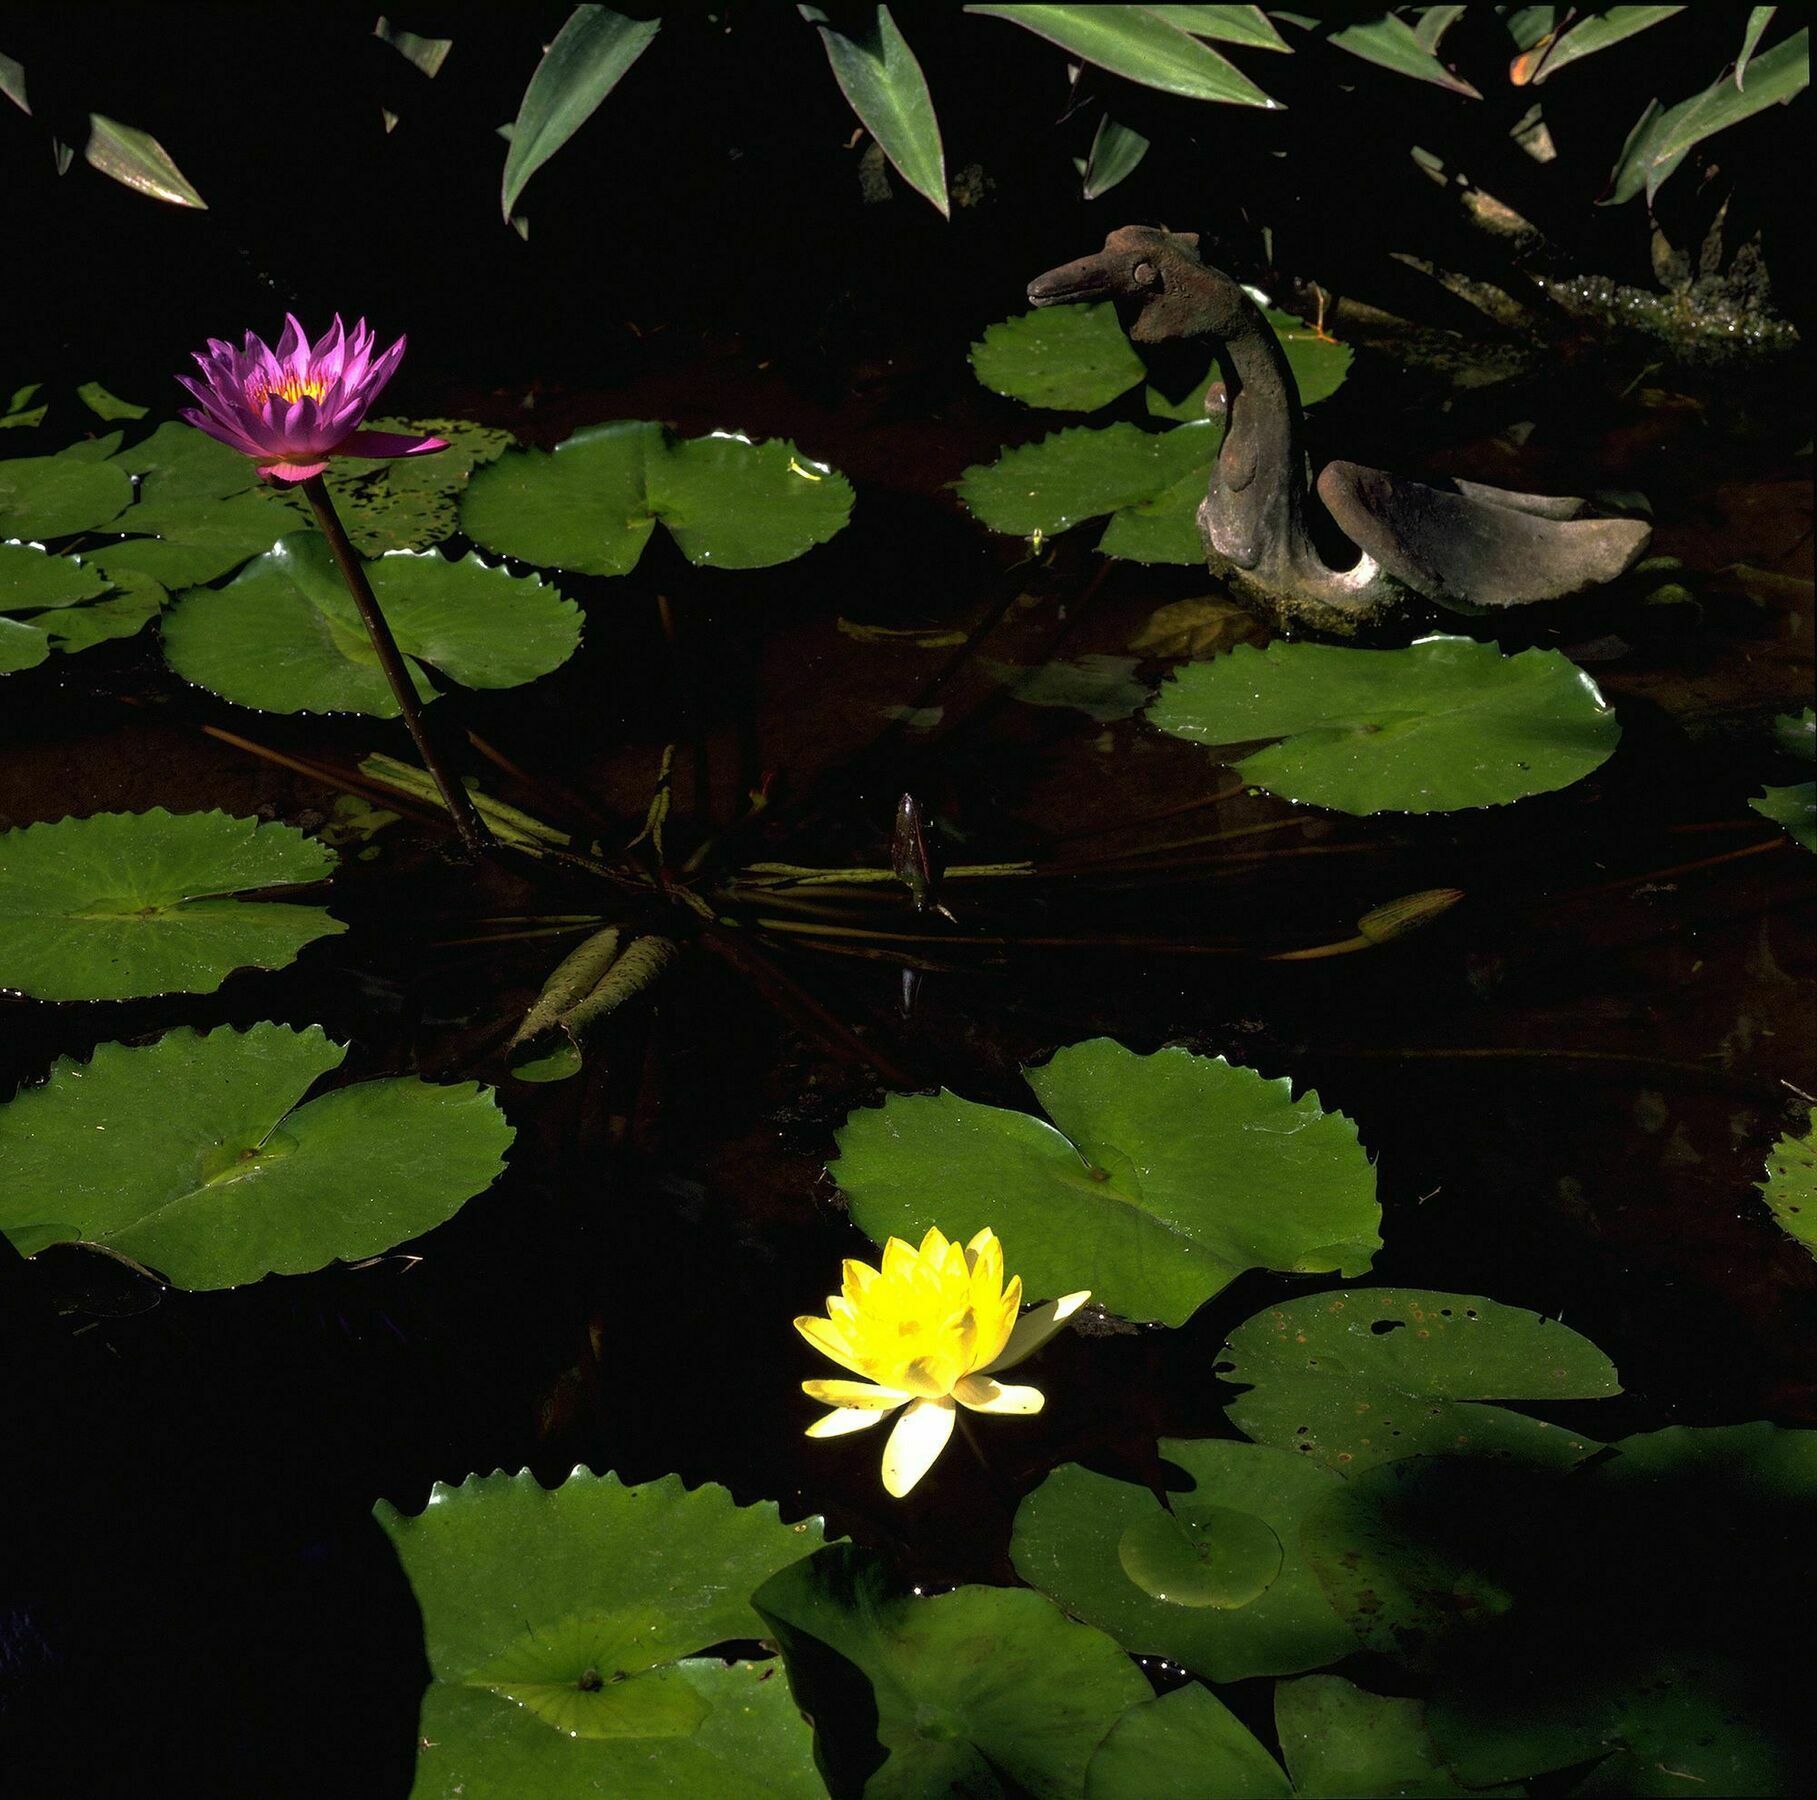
xmin=1148 ymin=635 xmax=1621 ymax=814
xmin=0 ymin=444 xmax=131 ymax=538
xmin=1084 ymin=1682 xmax=1292 ymax=1799
xmin=0 ymin=809 xmax=343 ymax=1001
xmin=1758 ymin=1116 xmax=1817 ymax=1261
xmin=0 ymin=1022 xmax=513 ymax=1287
xmin=755 ymin=1543 xmax=1150 ymax=1799
xmin=970 ymin=301 xmax=1147 ymax=411
xmin=160 ymin=531 xmax=580 ymax=715
xmin=1218 ymin=1288 xmax=1621 ymax=1474
xmin=957 ymin=419 xmax=1219 ymax=564
xmin=375 ymin=1468 xmax=828 ymax=1798
xmin=832 ymin=1037 xmax=1379 ymax=1326
xmin=1011 ymin=1439 xmax=1352 ymax=1682
xmin=461 ymin=420 xmax=854 ymax=574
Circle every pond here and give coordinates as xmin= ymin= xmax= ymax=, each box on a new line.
xmin=3 ymin=7 xmax=1814 ymax=1798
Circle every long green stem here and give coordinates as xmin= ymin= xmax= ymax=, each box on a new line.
xmin=300 ymin=474 xmax=493 ymax=859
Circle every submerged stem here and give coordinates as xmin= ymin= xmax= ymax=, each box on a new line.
xmin=299 ymin=475 xmax=493 ymax=859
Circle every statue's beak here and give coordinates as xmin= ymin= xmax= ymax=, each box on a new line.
xmin=1027 ymin=253 xmax=1117 ymax=307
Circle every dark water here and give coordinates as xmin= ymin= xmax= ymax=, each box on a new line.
xmin=4 ymin=141 xmax=1814 ymax=1797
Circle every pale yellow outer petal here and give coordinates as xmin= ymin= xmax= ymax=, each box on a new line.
xmin=807 ymin=1407 xmax=888 ymax=1438
xmin=953 ymin=1374 xmax=1046 ymax=1415
xmin=967 ymin=1233 xmax=1005 ymax=1314
xmin=981 ymin=1290 xmax=1092 ymax=1374
xmin=841 ymin=1258 xmax=881 ymax=1305
xmin=794 ymin=1314 xmax=870 ymax=1378
xmin=802 ymin=1378 xmax=911 ymax=1409
xmin=881 ymin=1236 xmax=919 ymax=1284
xmin=881 ymin=1396 xmax=957 ymax=1496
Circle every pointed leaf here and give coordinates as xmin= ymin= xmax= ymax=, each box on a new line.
xmin=807 ymin=5 xmax=947 ymax=216
xmin=1519 ymin=5 xmax=1684 ymax=85
xmin=83 ymin=113 xmax=207 ymax=207
xmin=1326 ymin=13 xmax=1480 ymax=95
xmin=1141 ymin=6 xmax=1287 ymax=51
xmin=1082 ymin=113 xmax=1150 ymax=198
xmin=1738 ymin=6 xmax=1776 ymax=85
xmin=374 ymin=16 xmax=453 ymax=78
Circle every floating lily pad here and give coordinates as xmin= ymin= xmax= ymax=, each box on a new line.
xmin=77 ymin=380 xmax=148 ymax=421
xmin=1146 ymin=307 xmax=1354 ymax=422
xmin=0 ymin=616 xmax=50 ymax=673
xmin=755 ymin=1543 xmax=1150 ymax=1800
xmin=985 ymin=652 xmax=1150 ymax=721
xmin=1751 ymin=782 xmax=1816 ymax=854
xmin=1117 ymin=1505 xmax=1282 ymax=1609
xmin=0 ymin=539 xmax=110 ymax=609
xmin=461 ymin=420 xmax=854 ymax=574
xmin=161 ymin=532 xmax=580 ymax=715
xmin=375 ymin=1468 xmax=828 ymax=1799
xmin=1219 ymin=1288 xmax=1620 ymax=1474
xmin=832 ymin=1037 xmax=1379 ymax=1326
xmin=89 ymin=489 xmax=300 ymax=587
xmin=0 ymin=809 xmax=342 ymax=1001
xmin=1010 ymin=1438 xmax=1353 ymax=1682
xmin=315 ymin=415 xmax=516 ymax=556
xmin=970 ymin=302 xmax=1147 ymax=411
xmin=1758 ymin=1116 xmax=1817 ymax=1261
xmin=121 ymin=418 xmax=266 ymax=504
xmin=1084 ymin=1682 xmax=1291 ymax=1800
xmin=0 ymin=445 xmax=131 ymax=538
xmin=36 ymin=571 xmax=165 ymax=655
xmin=0 ymin=1021 xmax=512 ymax=1287
xmin=1149 ymin=635 xmax=1621 ymax=814
xmin=957 ymin=419 xmax=1218 ymax=564
xmin=1276 ymin=1677 xmax=1511 ymax=1799
xmin=1774 ymin=706 xmax=1815 ymax=762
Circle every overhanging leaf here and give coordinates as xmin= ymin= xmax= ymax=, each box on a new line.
xmin=1148 ymin=635 xmax=1621 ymax=814
xmin=755 ymin=1543 xmax=1150 ymax=1799
xmin=0 ymin=809 xmax=343 ymax=1001
xmin=461 ymin=420 xmax=854 ymax=574
xmin=832 ymin=1037 xmax=1379 ymax=1326
xmin=1219 ymin=1287 xmax=1621 ymax=1473
xmin=84 ymin=112 xmax=207 ymax=207
xmin=161 ymin=532 xmax=581 ymax=715
xmin=1325 ymin=13 xmax=1481 ymax=96
xmin=1011 ymin=1439 xmax=1353 ymax=1682
xmin=0 ymin=1022 xmax=513 ymax=1287
xmin=1142 ymin=7 xmax=1287 ymax=52
xmin=807 ymin=4 xmax=947 ymax=216
xmin=1516 ymin=5 xmax=1683 ymax=84
xmin=501 ymin=6 xmax=661 ymax=221
xmin=1758 ymin=1115 xmax=1817 ymax=1259
xmin=376 ymin=1468 xmax=829 ymax=1797
xmin=1081 ymin=113 xmax=1150 ymax=199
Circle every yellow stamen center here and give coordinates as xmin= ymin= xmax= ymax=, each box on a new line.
xmin=247 ymin=372 xmax=328 ymax=408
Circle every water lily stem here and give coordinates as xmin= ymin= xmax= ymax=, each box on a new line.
xmin=299 ymin=475 xmax=494 ymax=859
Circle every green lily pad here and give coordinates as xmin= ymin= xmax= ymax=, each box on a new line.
xmin=89 ymin=489 xmax=301 ymax=587
xmin=0 ymin=445 xmax=131 ymax=537
xmin=0 ymin=1021 xmax=513 ymax=1287
xmin=161 ymin=532 xmax=581 ymax=715
xmin=375 ymin=1468 xmax=828 ymax=1799
xmin=832 ymin=1037 xmax=1379 ymax=1327
xmin=1085 ymin=1683 xmax=1292 ymax=1799
xmin=1010 ymin=1439 xmax=1354 ymax=1682
xmin=77 ymin=380 xmax=149 ymax=421
xmin=0 ymin=616 xmax=50 ymax=673
xmin=1219 ymin=1288 xmax=1621 ymax=1474
xmin=35 ymin=571 xmax=165 ymax=654
xmin=1277 ymin=1676 xmax=1514 ymax=1798
xmin=755 ymin=1543 xmax=1150 ymax=1799
xmin=121 ymin=419 xmax=267 ymax=504
xmin=0 ymin=808 xmax=343 ymax=1001
xmin=0 ymin=540 xmax=110 ymax=609
xmin=970 ymin=302 xmax=1148 ymax=411
xmin=985 ymin=652 xmax=1150 ymax=721
xmin=1146 ymin=307 xmax=1354 ymax=422
xmin=1758 ymin=1116 xmax=1817 ymax=1260
xmin=315 ymin=416 xmax=516 ymax=556
xmin=957 ymin=419 xmax=1219 ymax=564
xmin=1774 ymin=707 xmax=1815 ymax=763
xmin=1751 ymin=781 xmax=1816 ymax=854
xmin=1148 ymin=635 xmax=1621 ymax=814
xmin=1117 ymin=1504 xmax=1282 ymax=1608
xmin=461 ymin=420 xmax=854 ymax=575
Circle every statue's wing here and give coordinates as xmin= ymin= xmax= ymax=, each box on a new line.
xmin=1316 ymin=461 xmax=1652 ymax=608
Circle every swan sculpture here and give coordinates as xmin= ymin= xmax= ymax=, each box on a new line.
xmin=1028 ymin=226 xmax=1652 ymax=639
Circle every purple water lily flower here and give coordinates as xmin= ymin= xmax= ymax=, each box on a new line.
xmin=177 ymin=314 xmax=446 ymax=483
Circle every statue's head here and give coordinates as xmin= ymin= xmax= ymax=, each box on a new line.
xmin=1027 ymin=226 xmax=1245 ymax=343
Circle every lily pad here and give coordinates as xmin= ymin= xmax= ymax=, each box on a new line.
xmin=0 ymin=445 xmax=131 ymax=537
xmin=35 ymin=572 xmax=165 ymax=655
xmin=1751 ymin=782 xmax=1816 ymax=854
xmin=1084 ymin=1683 xmax=1291 ymax=1799
xmin=161 ymin=532 xmax=580 ymax=715
xmin=1219 ymin=1288 xmax=1620 ymax=1474
xmin=1774 ymin=707 xmax=1815 ymax=763
xmin=970 ymin=302 xmax=1147 ymax=411
xmin=1758 ymin=1116 xmax=1817 ymax=1260
xmin=0 ymin=539 xmax=109 ymax=609
xmin=0 ymin=1021 xmax=513 ymax=1287
xmin=461 ymin=420 xmax=854 ymax=574
xmin=1148 ymin=635 xmax=1621 ymax=814
xmin=88 ymin=489 xmax=301 ymax=587
xmin=754 ymin=1543 xmax=1150 ymax=1800
xmin=1145 ymin=307 xmax=1353 ymax=422
xmin=375 ymin=1468 xmax=828 ymax=1799
xmin=121 ymin=419 xmax=267 ymax=504
xmin=985 ymin=652 xmax=1150 ymax=722
xmin=957 ymin=419 xmax=1219 ymax=564
xmin=0 ymin=809 xmax=343 ymax=1001
xmin=832 ymin=1037 xmax=1379 ymax=1327
xmin=1012 ymin=1440 xmax=1351 ymax=1682
xmin=77 ymin=380 xmax=148 ymax=421
xmin=314 ymin=415 xmax=516 ymax=556
xmin=1116 ymin=1504 xmax=1282 ymax=1608
xmin=0 ymin=616 xmax=50 ymax=673
xmin=1276 ymin=1676 xmax=1510 ymax=1798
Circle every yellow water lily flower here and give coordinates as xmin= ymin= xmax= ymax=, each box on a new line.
xmin=795 ymin=1226 xmax=1090 ymax=1498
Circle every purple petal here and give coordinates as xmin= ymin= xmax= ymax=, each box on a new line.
xmin=259 ymin=457 xmax=331 ymax=483
xmin=333 ymin=429 xmax=448 ymax=460
xmin=179 ymin=406 xmax=263 ymax=458
xmin=311 ymin=314 xmax=348 ymax=382
xmin=274 ymin=313 xmax=306 ymax=366
xmin=353 ymin=334 xmax=407 ymax=411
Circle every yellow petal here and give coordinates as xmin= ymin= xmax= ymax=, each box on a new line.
xmin=954 ymin=1374 xmax=1046 ymax=1415
xmin=881 ymin=1397 xmax=957 ymax=1497
xmin=840 ymin=1258 xmax=880 ymax=1305
xmin=807 ymin=1407 xmax=887 ymax=1438
xmin=803 ymin=1378 xmax=910 ymax=1409
xmin=881 ymin=1236 xmax=918 ymax=1283
xmin=794 ymin=1314 xmax=869 ymax=1377
xmin=981 ymin=1290 xmax=1091 ymax=1373
xmin=965 ymin=1226 xmax=1000 ymax=1258
xmin=967 ymin=1233 xmax=1005 ymax=1313
xmin=917 ymin=1224 xmax=952 ymax=1262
